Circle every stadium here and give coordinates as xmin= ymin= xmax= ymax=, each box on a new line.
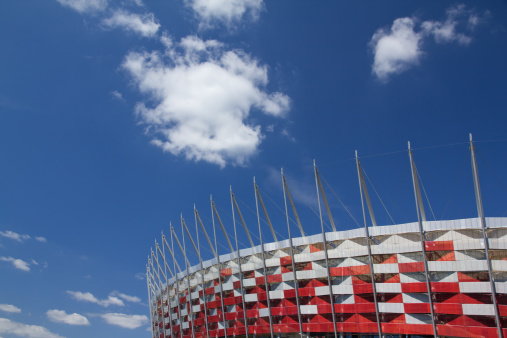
xmin=146 ymin=137 xmax=507 ymax=338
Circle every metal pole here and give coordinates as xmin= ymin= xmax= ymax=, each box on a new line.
xmin=152 ymin=248 xmax=168 ymax=338
xmin=313 ymin=161 xmax=338 ymax=338
xmin=169 ymin=227 xmax=184 ymax=338
xmin=281 ymin=168 xmax=304 ymax=337
xmin=355 ymin=151 xmax=382 ymax=338
xmin=179 ymin=219 xmax=197 ymax=338
xmin=469 ymin=134 xmax=503 ymax=338
xmin=253 ymin=177 xmax=275 ymax=338
xmin=229 ymin=187 xmax=250 ymax=337
xmin=158 ymin=239 xmax=175 ymax=338
xmin=147 ymin=265 xmax=156 ymax=338
xmin=211 ymin=196 xmax=229 ymax=338
xmin=408 ymin=142 xmax=438 ymax=338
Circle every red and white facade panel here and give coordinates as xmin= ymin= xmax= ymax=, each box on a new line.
xmin=150 ymin=217 xmax=507 ymax=337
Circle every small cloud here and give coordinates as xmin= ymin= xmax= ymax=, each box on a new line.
xmin=102 ymin=10 xmax=160 ymax=38
xmin=100 ymin=313 xmax=148 ymax=329
xmin=110 ymin=90 xmax=124 ymax=101
xmin=35 ymin=236 xmax=47 ymax=243
xmin=0 ymin=230 xmax=30 ymax=242
xmin=0 ymin=304 xmax=21 ymax=314
xmin=134 ymin=272 xmax=145 ymax=280
xmin=281 ymin=128 xmax=295 ymax=142
xmin=186 ymin=0 xmax=263 ymax=29
xmin=0 ymin=257 xmax=31 ymax=272
xmin=111 ymin=291 xmax=141 ymax=303
xmin=66 ymin=291 xmax=124 ymax=307
xmin=47 ymin=310 xmax=90 ymax=326
xmin=370 ymin=4 xmax=485 ymax=81
xmin=0 ymin=317 xmax=63 ymax=338
xmin=56 ymin=0 xmax=108 ymax=14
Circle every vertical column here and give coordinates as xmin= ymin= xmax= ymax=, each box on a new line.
xmin=147 ymin=265 xmax=156 ymax=338
xmin=313 ymin=161 xmax=338 ymax=338
xmin=210 ymin=197 xmax=229 ymax=338
xmin=355 ymin=153 xmax=382 ymax=338
xmin=281 ymin=169 xmax=304 ymax=336
xmin=253 ymin=178 xmax=275 ymax=338
xmin=470 ymin=134 xmax=503 ymax=338
xmin=408 ymin=142 xmax=438 ymax=338
xmin=229 ymin=188 xmax=250 ymax=337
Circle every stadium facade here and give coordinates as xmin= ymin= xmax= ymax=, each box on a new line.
xmin=146 ymin=136 xmax=507 ymax=338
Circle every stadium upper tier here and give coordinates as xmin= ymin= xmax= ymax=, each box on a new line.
xmin=149 ymin=217 xmax=507 ymax=338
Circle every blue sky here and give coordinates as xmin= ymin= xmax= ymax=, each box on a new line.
xmin=1 ymin=0 xmax=507 ymax=337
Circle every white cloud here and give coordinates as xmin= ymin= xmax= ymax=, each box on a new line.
xmin=56 ymin=0 xmax=107 ymax=14
xmin=370 ymin=17 xmax=423 ymax=81
xmin=66 ymin=291 xmax=124 ymax=307
xmin=0 ymin=305 xmax=21 ymax=314
xmin=46 ymin=310 xmax=89 ymax=326
xmin=0 ymin=257 xmax=31 ymax=272
xmin=123 ymin=36 xmax=289 ymax=167
xmin=111 ymin=292 xmax=141 ymax=303
xmin=186 ymin=0 xmax=263 ymax=28
xmin=100 ymin=313 xmax=147 ymax=329
xmin=111 ymin=90 xmax=124 ymax=100
xmin=35 ymin=236 xmax=47 ymax=243
xmin=370 ymin=4 xmax=483 ymax=81
xmin=0 ymin=318 xmax=64 ymax=338
xmin=421 ymin=4 xmax=476 ymax=45
xmin=102 ymin=10 xmax=160 ymax=37
xmin=0 ymin=231 xmax=31 ymax=242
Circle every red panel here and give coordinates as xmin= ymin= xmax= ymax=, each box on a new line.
xmin=404 ymin=303 xmax=431 ymax=313
xmin=280 ymin=256 xmax=292 ymax=265
xmin=425 ymin=240 xmax=454 ymax=251
xmin=431 ymin=282 xmax=460 ymax=293
xmin=398 ymin=262 xmax=424 ymax=273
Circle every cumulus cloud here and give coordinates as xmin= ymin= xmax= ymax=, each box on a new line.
xmin=100 ymin=313 xmax=148 ymax=329
xmin=186 ymin=0 xmax=263 ymax=28
xmin=56 ymin=0 xmax=107 ymax=14
xmin=0 ymin=304 xmax=21 ymax=314
xmin=102 ymin=10 xmax=160 ymax=37
xmin=123 ymin=36 xmax=289 ymax=167
xmin=46 ymin=310 xmax=89 ymax=326
xmin=66 ymin=291 xmax=124 ymax=307
xmin=370 ymin=4 xmax=484 ymax=81
xmin=35 ymin=237 xmax=47 ymax=243
xmin=0 ymin=257 xmax=31 ymax=272
xmin=0 ymin=318 xmax=63 ymax=338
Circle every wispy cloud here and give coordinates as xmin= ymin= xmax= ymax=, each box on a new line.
xmin=123 ymin=35 xmax=289 ymax=167
xmin=102 ymin=10 xmax=160 ymax=37
xmin=0 ymin=230 xmax=47 ymax=243
xmin=66 ymin=291 xmax=124 ymax=307
xmin=0 ymin=317 xmax=64 ymax=338
xmin=186 ymin=0 xmax=263 ymax=29
xmin=0 ymin=257 xmax=31 ymax=272
xmin=0 ymin=304 xmax=21 ymax=314
xmin=56 ymin=0 xmax=108 ymax=14
xmin=46 ymin=310 xmax=89 ymax=326
xmin=100 ymin=313 xmax=147 ymax=329
xmin=370 ymin=4 xmax=485 ymax=81
xmin=0 ymin=231 xmax=30 ymax=242
xmin=110 ymin=291 xmax=141 ymax=303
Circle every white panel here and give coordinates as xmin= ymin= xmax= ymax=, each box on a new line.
xmin=373 ymin=264 xmax=399 ymax=273
xmin=376 ymin=283 xmax=401 ymax=293
xmin=462 ymin=304 xmax=495 ymax=316
xmin=405 ymin=314 xmax=432 ymax=325
xmin=331 ymin=284 xmax=354 ymax=294
xmin=243 ymin=278 xmax=256 ymax=287
xmin=269 ymin=290 xmax=284 ymax=299
xmin=378 ymin=302 xmax=404 ymax=313
xmin=315 ymin=286 xmax=330 ymax=296
xmin=492 ymin=260 xmax=507 ymax=271
xmin=259 ymin=308 xmax=270 ymax=317
xmin=459 ymin=282 xmax=491 ymax=293
xmin=192 ymin=305 xmax=201 ymax=313
xmin=300 ymin=305 xmax=318 ymax=315
xmin=244 ymin=294 xmax=258 ymax=302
